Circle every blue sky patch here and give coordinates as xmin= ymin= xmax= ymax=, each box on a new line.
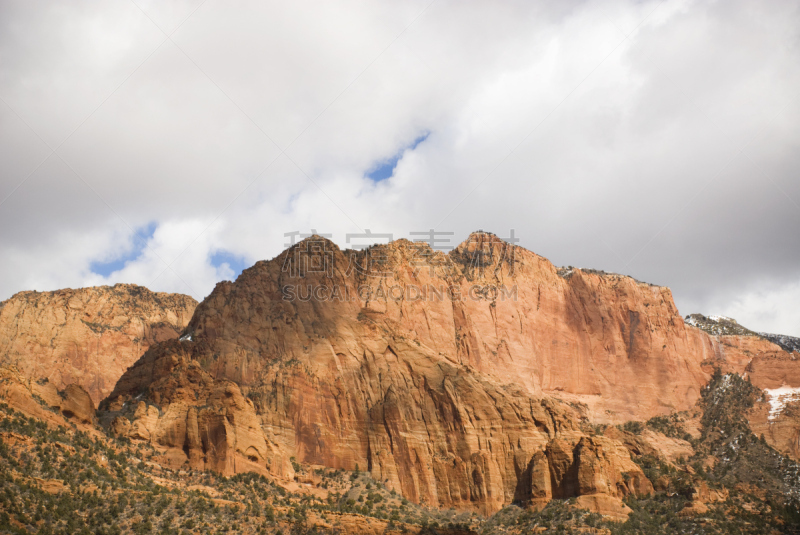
xmin=90 ymin=222 xmax=156 ymax=277
xmin=210 ymin=250 xmax=248 ymax=280
xmin=366 ymin=132 xmax=429 ymax=182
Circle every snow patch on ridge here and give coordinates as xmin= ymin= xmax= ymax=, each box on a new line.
xmin=765 ymin=385 xmax=800 ymax=421
xmin=684 ymin=313 xmax=756 ymax=336
xmin=709 ymin=315 xmax=733 ymax=322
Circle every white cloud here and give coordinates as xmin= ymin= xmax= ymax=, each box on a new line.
xmin=722 ymin=279 xmax=800 ymax=337
xmin=0 ymin=0 xmax=799 ymax=336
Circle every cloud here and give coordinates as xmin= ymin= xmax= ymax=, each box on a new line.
xmin=722 ymin=280 xmax=800 ymax=337
xmin=89 ymin=221 xmax=157 ymax=277
xmin=0 ymin=0 xmax=799 ymax=334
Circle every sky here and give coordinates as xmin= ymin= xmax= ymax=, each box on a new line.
xmin=0 ymin=0 xmax=798 ymax=335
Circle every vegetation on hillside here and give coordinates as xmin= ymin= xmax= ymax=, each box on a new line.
xmin=2 ymin=371 xmax=799 ymax=534
xmin=0 ymin=402 xmax=477 ymax=535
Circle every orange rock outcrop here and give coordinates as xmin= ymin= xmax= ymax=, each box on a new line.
xmin=749 ymin=396 xmax=800 ymax=459
xmin=0 ymin=366 xmax=96 ymax=427
xmin=0 ymin=284 xmax=196 ymax=405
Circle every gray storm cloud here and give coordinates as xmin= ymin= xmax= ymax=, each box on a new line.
xmin=0 ymin=0 xmax=798 ymax=334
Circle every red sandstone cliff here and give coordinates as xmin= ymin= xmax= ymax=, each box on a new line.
xmin=0 ymin=284 xmax=197 ymax=405
xmin=171 ymin=233 xmax=720 ymax=421
xmin=683 ymin=314 xmax=800 ymax=389
xmin=3 ymin=233 xmax=798 ymax=517
xmin=102 ymin=232 xmax=731 ymax=513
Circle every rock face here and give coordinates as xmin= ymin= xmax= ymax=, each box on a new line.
xmin=0 ymin=284 xmax=197 ymax=405
xmin=746 ymin=352 xmax=800 ymax=390
xmin=58 ymin=383 xmax=97 ymax=424
xmin=750 ymin=395 xmax=800 ymax=459
xmin=104 ymin=232 xmax=742 ymax=514
xmin=602 ymin=426 xmax=694 ymax=465
xmin=177 ymin=234 xmax=722 ymax=421
xmin=683 ymin=314 xmax=800 ymax=390
xmin=103 ymin=346 xmax=289 ymax=478
xmin=0 ymin=366 xmax=96 ymax=426
xmin=523 ymin=435 xmax=652 ymax=516
xmin=104 ymin=337 xmax=652 ymax=515
xmin=679 ymin=481 xmax=729 ymax=516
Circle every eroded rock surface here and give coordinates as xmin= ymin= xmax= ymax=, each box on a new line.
xmin=176 ymin=234 xmax=723 ymax=422
xmin=103 ymin=233 xmax=725 ymax=514
xmin=0 ymin=366 xmax=96 ymax=426
xmin=0 ymin=284 xmax=196 ymax=405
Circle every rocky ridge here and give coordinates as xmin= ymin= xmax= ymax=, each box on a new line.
xmin=684 ymin=314 xmax=758 ymax=336
xmin=0 ymin=284 xmax=197 ymax=405
xmin=759 ymin=332 xmax=800 ymax=353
